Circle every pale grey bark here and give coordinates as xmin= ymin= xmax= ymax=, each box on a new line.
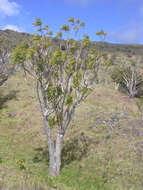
xmin=122 ymin=69 xmax=138 ymax=98
xmin=114 ymin=82 xmax=119 ymax=90
xmin=0 ymin=48 xmax=11 ymax=86
xmin=44 ymin=117 xmax=63 ymax=176
xmin=104 ymin=72 xmax=108 ymax=88
xmin=55 ymin=133 xmax=63 ymax=175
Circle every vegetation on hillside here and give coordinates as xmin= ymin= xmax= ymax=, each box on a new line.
xmin=0 ymin=19 xmax=143 ymax=189
xmin=0 ymin=72 xmax=143 ymax=189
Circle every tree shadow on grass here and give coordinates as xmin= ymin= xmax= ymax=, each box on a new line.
xmin=0 ymin=90 xmax=18 ymax=109
xmin=32 ymin=133 xmax=91 ymax=168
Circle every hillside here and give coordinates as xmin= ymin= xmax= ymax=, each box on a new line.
xmin=1 ymin=29 xmax=143 ymax=57
xmin=92 ymin=41 xmax=143 ymax=57
xmin=0 ymin=71 xmax=143 ymax=189
xmin=0 ymin=29 xmax=143 ymax=189
xmin=0 ymin=29 xmax=30 ymax=49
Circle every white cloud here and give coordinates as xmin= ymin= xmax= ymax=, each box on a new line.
xmin=2 ymin=25 xmax=24 ymax=32
xmin=0 ymin=0 xmax=20 ymax=16
xmin=108 ymin=22 xmax=143 ymax=44
xmin=109 ymin=31 xmax=140 ymax=43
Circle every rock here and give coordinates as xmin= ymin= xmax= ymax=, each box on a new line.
xmin=8 ymin=112 xmax=16 ymax=118
xmin=14 ymin=82 xmax=19 ymax=88
xmin=92 ymin=124 xmax=98 ymax=129
xmin=105 ymin=134 xmax=111 ymax=141
xmin=103 ymin=118 xmax=119 ymax=129
xmin=92 ymin=117 xmax=119 ymax=130
xmin=27 ymin=96 xmax=35 ymax=99
xmin=112 ymin=110 xmax=128 ymax=117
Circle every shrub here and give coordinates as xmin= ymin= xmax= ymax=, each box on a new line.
xmin=17 ymin=158 xmax=26 ymax=170
xmin=110 ymin=65 xmax=143 ymax=98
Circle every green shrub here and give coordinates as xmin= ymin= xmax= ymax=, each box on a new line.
xmin=17 ymin=158 xmax=26 ymax=170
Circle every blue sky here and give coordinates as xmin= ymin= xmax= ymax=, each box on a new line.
xmin=0 ymin=0 xmax=143 ymax=44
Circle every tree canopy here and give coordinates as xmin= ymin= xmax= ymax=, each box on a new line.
xmin=11 ymin=17 xmax=103 ymax=176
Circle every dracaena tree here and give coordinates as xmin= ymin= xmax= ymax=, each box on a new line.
xmin=68 ymin=18 xmax=85 ymax=40
xmin=101 ymin=54 xmax=113 ymax=88
xmin=110 ymin=63 xmax=143 ymax=98
xmin=95 ymin=30 xmax=109 ymax=86
xmin=96 ymin=29 xmax=107 ymax=42
xmin=0 ymin=39 xmax=11 ymax=86
xmin=11 ymin=17 xmax=103 ymax=176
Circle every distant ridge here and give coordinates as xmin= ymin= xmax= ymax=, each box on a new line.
xmin=0 ymin=29 xmax=143 ymax=57
xmin=0 ymin=29 xmax=30 ymax=49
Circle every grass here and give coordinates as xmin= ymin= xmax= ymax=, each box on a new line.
xmin=0 ymin=71 xmax=143 ymax=189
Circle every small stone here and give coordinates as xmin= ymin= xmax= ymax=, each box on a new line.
xmin=92 ymin=124 xmax=98 ymax=129
xmin=105 ymin=134 xmax=111 ymax=141
xmin=14 ymin=82 xmax=19 ymax=88
xmin=112 ymin=110 xmax=128 ymax=117
xmin=8 ymin=112 xmax=16 ymax=118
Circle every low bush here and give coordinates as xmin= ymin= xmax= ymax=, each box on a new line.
xmin=110 ymin=65 xmax=143 ymax=98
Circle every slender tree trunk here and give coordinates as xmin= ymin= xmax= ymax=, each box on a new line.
xmin=105 ymin=77 xmax=108 ymax=88
xmin=128 ymin=83 xmax=137 ymax=98
xmin=104 ymin=71 xmax=108 ymax=88
xmin=38 ymin=84 xmax=64 ymax=176
xmin=48 ymin=133 xmax=63 ymax=176
xmin=44 ymin=117 xmax=63 ymax=176
xmin=55 ymin=133 xmax=63 ymax=175
xmin=114 ymin=82 xmax=119 ymax=90
xmin=43 ymin=117 xmax=56 ymax=175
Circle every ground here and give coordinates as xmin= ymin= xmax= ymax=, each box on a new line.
xmin=0 ymin=72 xmax=143 ymax=190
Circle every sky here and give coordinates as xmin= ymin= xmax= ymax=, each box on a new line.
xmin=0 ymin=0 xmax=143 ymax=44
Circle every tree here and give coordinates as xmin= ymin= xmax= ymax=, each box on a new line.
xmin=95 ymin=30 xmax=108 ymax=85
xmin=101 ymin=54 xmax=113 ymax=88
xmin=80 ymin=21 xmax=86 ymax=36
xmin=61 ymin=24 xmax=70 ymax=39
xmin=0 ymin=39 xmax=12 ymax=86
xmin=11 ymin=18 xmax=103 ymax=176
xmin=68 ymin=18 xmax=85 ymax=40
xmin=110 ymin=64 xmax=143 ymax=98
xmin=96 ymin=29 xmax=107 ymax=41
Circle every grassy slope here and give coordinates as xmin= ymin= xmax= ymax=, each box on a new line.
xmin=0 ymin=72 xmax=143 ymax=190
